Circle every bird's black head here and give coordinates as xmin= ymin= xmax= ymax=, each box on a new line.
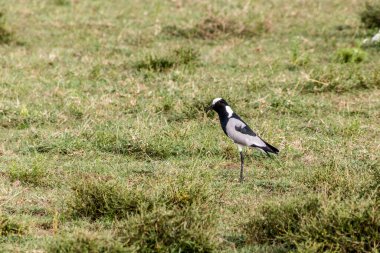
xmin=207 ymin=98 xmax=229 ymax=113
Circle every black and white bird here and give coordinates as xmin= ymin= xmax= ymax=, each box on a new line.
xmin=207 ymin=98 xmax=279 ymax=182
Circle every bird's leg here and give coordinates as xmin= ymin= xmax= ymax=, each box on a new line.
xmin=237 ymin=145 xmax=244 ymax=183
xmin=239 ymin=151 xmax=244 ymax=183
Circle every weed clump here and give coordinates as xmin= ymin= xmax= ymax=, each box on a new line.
xmin=116 ymin=207 xmax=217 ymax=252
xmin=0 ymin=12 xmax=12 ymax=44
xmin=166 ymin=98 xmax=209 ymax=122
xmin=335 ymin=48 xmax=367 ymax=63
xmin=366 ymin=165 xmax=380 ymax=200
xmin=360 ymin=2 xmax=380 ymax=28
xmin=0 ymin=215 xmax=25 ymax=236
xmin=66 ymin=174 xmax=219 ymax=251
xmin=174 ymin=47 xmax=200 ymax=65
xmin=28 ymin=133 xmax=86 ymax=155
xmin=69 ymin=179 xmax=145 ymax=221
xmin=244 ymin=196 xmax=380 ymax=252
xmin=135 ymin=47 xmax=199 ymax=72
xmin=162 ymin=15 xmax=264 ymax=40
xmin=161 ymin=175 xmax=215 ymax=209
xmin=244 ymin=197 xmax=321 ymax=245
xmin=302 ymin=65 xmax=380 ymax=93
xmin=135 ymin=55 xmax=175 ymax=72
xmin=115 ymin=174 xmax=218 ymax=252
xmin=92 ymin=130 xmax=174 ymax=159
xmin=47 ymin=232 xmax=124 ymax=253
xmin=8 ymin=157 xmax=50 ymax=187
xmin=53 ymin=0 xmax=71 ymax=6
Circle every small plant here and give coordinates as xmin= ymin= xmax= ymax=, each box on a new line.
xmin=162 ymin=15 xmax=264 ymax=40
xmin=47 ymin=232 xmax=124 ymax=253
xmin=113 ymin=175 xmax=219 ymax=251
xmin=0 ymin=215 xmax=25 ymax=236
xmin=116 ymin=207 xmax=217 ymax=252
xmin=335 ymin=47 xmax=367 ymax=63
xmin=91 ymin=130 xmax=173 ymax=159
xmin=360 ymin=2 xmax=380 ymax=28
xmin=135 ymin=47 xmax=200 ymax=72
xmin=174 ymin=47 xmax=199 ymax=66
xmin=53 ymin=0 xmax=71 ymax=6
xmin=159 ymin=173 xmax=217 ymax=210
xmin=244 ymin=196 xmax=380 ymax=252
xmin=244 ymin=196 xmax=321 ymax=244
xmin=0 ymin=12 xmax=12 ymax=44
xmin=68 ymin=179 xmax=146 ymax=220
xmin=135 ymin=55 xmax=175 ymax=72
xmin=8 ymin=157 xmax=49 ymax=187
xmin=27 ymin=132 xmax=86 ymax=155
xmin=302 ymin=64 xmax=380 ymax=93
xmin=289 ymin=39 xmax=309 ymax=69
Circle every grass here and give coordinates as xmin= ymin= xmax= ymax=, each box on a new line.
xmin=162 ymin=14 xmax=264 ymax=40
xmin=0 ymin=0 xmax=379 ymax=252
xmin=244 ymin=195 xmax=380 ymax=251
xmin=68 ymin=178 xmax=144 ymax=221
xmin=0 ymin=215 xmax=25 ymax=236
xmin=135 ymin=47 xmax=199 ymax=72
xmin=47 ymin=231 xmax=125 ymax=253
xmin=0 ymin=12 xmax=13 ymax=44
xmin=360 ymin=1 xmax=380 ymax=29
xmin=7 ymin=156 xmax=51 ymax=187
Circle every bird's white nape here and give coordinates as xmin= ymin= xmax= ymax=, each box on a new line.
xmin=225 ymin=106 xmax=233 ymax=118
xmin=212 ymin=97 xmax=222 ymax=105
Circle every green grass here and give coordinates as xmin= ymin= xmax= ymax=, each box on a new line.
xmin=360 ymin=1 xmax=380 ymax=28
xmin=0 ymin=12 xmax=13 ymax=44
xmin=0 ymin=0 xmax=379 ymax=252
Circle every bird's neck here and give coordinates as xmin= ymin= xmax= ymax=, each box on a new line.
xmin=215 ymin=106 xmax=235 ymax=135
xmin=216 ymin=105 xmax=234 ymax=119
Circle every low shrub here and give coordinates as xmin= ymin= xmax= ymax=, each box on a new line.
xmin=135 ymin=55 xmax=175 ymax=72
xmin=174 ymin=47 xmax=199 ymax=65
xmin=244 ymin=196 xmax=321 ymax=245
xmin=0 ymin=215 xmax=25 ymax=236
xmin=335 ymin=48 xmax=367 ymax=63
xmin=27 ymin=132 xmax=86 ymax=155
xmin=360 ymin=2 xmax=380 ymax=29
xmin=160 ymin=174 xmax=216 ymax=210
xmin=135 ymin=47 xmax=199 ymax=72
xmin=302 ymin=65 xmax=380 ymax=93
xmin=244 ymin=195 xmax=380 ymax=252
xmin=69 ymin=179 xmax=146 ymax=221
xmin=166 ymin=98 xmax=209 ymax=122
xmin=162 ymin=15 xmax=264 ymax=39
xmin=66 ymin=173 xmax=220 ymax=251
xmin=91 ymin=130 xmax=173 ymax=159
xmin=116 ymin=207 xmax=217 ymax=252
xmin=47 ymin=232 xmax=125 ymax=253
xmin=0 ymin=12 xmax=12 ymax=44
xmin=8 ymin=157 xmax=50 ymax=187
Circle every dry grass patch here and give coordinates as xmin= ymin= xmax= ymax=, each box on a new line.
xmin=162 ymin=15 xmax=266 ymax=40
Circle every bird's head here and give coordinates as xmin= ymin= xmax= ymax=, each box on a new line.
xmin=207 ymin=98 xmax=229 ymax=112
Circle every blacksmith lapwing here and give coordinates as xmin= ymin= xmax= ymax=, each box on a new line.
xmin=207 ymin=98 xmax=279 ymax=183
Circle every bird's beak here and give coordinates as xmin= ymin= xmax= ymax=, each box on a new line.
xmin=206 ymin=105 xmax=213 ymax=112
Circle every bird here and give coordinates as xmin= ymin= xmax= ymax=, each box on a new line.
xmin=207 ymin=98 xmax=279 ymax=183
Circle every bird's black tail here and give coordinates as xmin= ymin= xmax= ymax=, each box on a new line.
xmin=261 ymin=141 xmax=279 ymax=155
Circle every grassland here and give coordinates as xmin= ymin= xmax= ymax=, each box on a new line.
xmin=0 ymin=0 xmax=379 ymax=252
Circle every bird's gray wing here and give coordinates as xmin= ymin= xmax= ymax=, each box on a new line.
xmin=226 ymin=118 xmax=266 ymax=147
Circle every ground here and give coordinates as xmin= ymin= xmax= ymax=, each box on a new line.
xmin=0 ymin=0 xmax=379 ymax=252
